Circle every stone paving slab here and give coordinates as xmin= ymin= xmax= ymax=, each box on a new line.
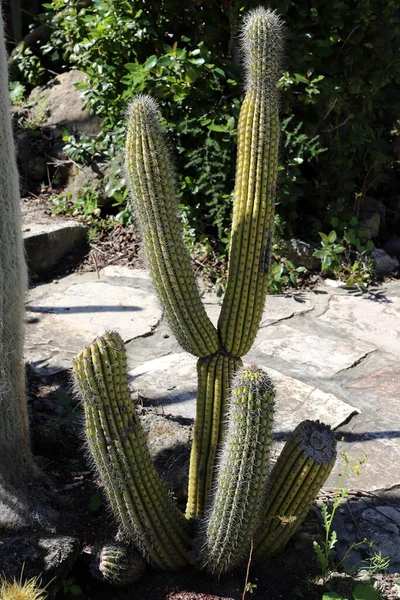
xmin=319 ymin=292 xmax=400 ymax=355
xmin=250 ymin=323 xmax=376 ymax=378
xmin=128 ymin=352 xmax=358 ymax=435
xmin=25 ymin=279 xmax=161 ymax=374
xmin=346 ymin=363 xmax=400 ymax=415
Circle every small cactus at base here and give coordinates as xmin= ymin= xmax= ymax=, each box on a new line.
xmin=254 ymin=420 xmax=337 ymax=559
xmin=90 ymin=542 xmax=146 ymax=586
xmin=198 ymin=366 xmax=275 ymax=574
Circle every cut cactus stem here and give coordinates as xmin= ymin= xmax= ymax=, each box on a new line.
xmin=254 ymin=420 xmax=337 ymax=559
xmin=73 ymin=332 xmax=191 ymax=571
xmin=197 ymin=366 xmax=275 ymax=574
xmin=90 ymin=542 xmax=146 ymax=587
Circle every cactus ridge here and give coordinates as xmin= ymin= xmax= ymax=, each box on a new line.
xmin=186 ymin=353 xmax=242 ymax=519
xmin=73 ymin=332 xmax=191 ymax=570
xmin=254 ymin=420 xmax=336 ymax=558
xmin=126 ymin=97 xmax=219 ymax=358
xmin=197 ymin=366 xmax=275 ymax=573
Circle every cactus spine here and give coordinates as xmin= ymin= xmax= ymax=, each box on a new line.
xmin=0 ymin=5 xmax=33 ymax=487
xmin=125 ymin=7 xmax=283 ymax=520
xmin=198 ymin=366 xmax=275 ymax=574
xmin=254 ymin=420 xmax=336 ymax=559
xmin=73 ymin=332 xmax=191 ymax=570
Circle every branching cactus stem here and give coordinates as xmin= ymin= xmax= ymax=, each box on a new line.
xmin=254 ymin=420 xmax=337 ymax=559
xmin=73 ymin=332 xmax=191 ymax=570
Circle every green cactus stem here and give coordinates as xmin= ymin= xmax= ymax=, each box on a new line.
xmin=254 ymin=420 xmax=336 ymax=559
xmin=186 ymin=353 xmax=242 ymax=519
xmin=197 ymin=366 xmax=275 ymax=574
xmin=218 ymin=8 xmax=283 ymax=358
xmin=73 ymin=332 xmax=192 ymax=571
xmin=0 ymin=8 xmax=33 ymax=489
xmin=90 ymin=542 xmax=146 ymax=586
xmin=125 ymin=96 xmax=219 ymax=359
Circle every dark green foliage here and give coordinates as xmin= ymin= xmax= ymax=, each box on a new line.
xmin=11 ymin=0 xmax=400 ymax=243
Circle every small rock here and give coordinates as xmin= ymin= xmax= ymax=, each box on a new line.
xmin=27 ymin=155 xmax=47 ymax=181
xmin=370 ymin=248 xmax=399 ymax=277
xmin=283 ymin=238 xmax=320 ymax=271
xmin=29 ymin=70 xmax=102 ymax=136
xmin=0 ymin=534 xmax=81 ymax=598
xmin=384 ymin=235 xmax=400 ymax=258
xmin=360 ymin=212 xmax=381 ymax=239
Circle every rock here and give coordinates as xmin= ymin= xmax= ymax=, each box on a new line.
xmin=283 ymin=238 xmax=320 ymax=271
xmin=360 ymin=212 xmax=381 ymax=239
xmin=140 ymin=413 xmax=192 ymax=504
xmin=0 ymin=534 xmax=81 ymax=598
xmin=319 ymin=293 xmax=400 ymax=355
xmin=29 ymin=71 xmax=102 ymax=136
xmin=22 ymin=199 xmax=88 ymax=276
xmin=63 ymin=163 xmax=104 ymax=205
xmin=384 ymin=235 xmax=400 ymax=258
xmin=25 ymin=274 xmax=162 ymax=375
xmin=371 ymin=248 xmax=399 ymax=278
xmin=251 ymin=323 xmax=375 ymax=378
xmin=27 ymin=154 xmax=47 ymax=181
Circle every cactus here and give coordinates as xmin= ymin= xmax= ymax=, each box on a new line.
xmin=254 ymin=420 xmax=337 ymax=559
xmin=74 ymin=6 xmax=337 ymax=577
xmin=125 ymin=7 xmax=283 ymax=520
xmin=73 ymin=332 xmax=191 ymax=570
xmin=90 ymin=542 xmax=146 ymax=586
xmin=0 ymin=6 xmax=33 ymax=488
xmin=197 ymin=366 xmax=275 ymax=574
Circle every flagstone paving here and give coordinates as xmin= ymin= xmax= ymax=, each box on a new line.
xmin=26 ymin=269 xmax=400 ymax=493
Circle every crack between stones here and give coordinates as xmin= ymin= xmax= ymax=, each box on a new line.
xmin=334 ymin=348 xmax=377 ymax=376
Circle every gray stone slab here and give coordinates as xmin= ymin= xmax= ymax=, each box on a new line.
xmin=346 ymin=363 xmax=400 ymax=415
xmin=251 ymin=324 xmax=375 ymax=378
xmin=25 ymin=280 xmax=161 ymax=374
xmin=260 ymin=292 xmax=314 ymax=327
xmin=22 ymin=199 xmax=87 ymax=276
xmin=128 ymin=353 xmax=358 ymax=432
xmin=319 ymin=293 xmax=400 ymax=355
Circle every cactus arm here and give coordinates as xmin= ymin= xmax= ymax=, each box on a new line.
xmin=73 ymin=333 xmax=191 ymax=570
xmin=254 ymin=420 xmax=336 ymax=558
xmin=125 ymin=97 xmax=219 ymax=358
xmin=197 ymin=367 xmax=275 ymax=573
xmin=218 ymin=9 xmax=282 ymax=357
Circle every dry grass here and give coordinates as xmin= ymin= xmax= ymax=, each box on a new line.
xmin=0 ymin=575 xmax=47 ymax=600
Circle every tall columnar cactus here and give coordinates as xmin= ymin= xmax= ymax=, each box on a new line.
xmin=125 ymin=7 xmax=283 ymax=520
xmin=74 ymin=6 xmax=337 ymax=577
xmin=197 ymin=366 xmax=275 ymax=574
xmin=254 ymin=420 xmax=337 ymax=559
xmin=0 ymin=5 xmax=33 ymax=488
xmin=73 ymin=332 xmax=191 ymax=570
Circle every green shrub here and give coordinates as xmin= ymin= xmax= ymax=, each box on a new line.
xmin=11 ymin=0 xmax=400 ymax=247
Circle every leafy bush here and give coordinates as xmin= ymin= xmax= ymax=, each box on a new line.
xmin=10 ymin=0 xmax=400 ymax=247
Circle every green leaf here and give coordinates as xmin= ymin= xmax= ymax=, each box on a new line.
xmin=70 ymin=584 xmax=82 ymax=596
xmin=328 ymin=230 xmax=337 ymax=243
xmin=208 ymin=123 xmax=227 ymax=132
xmin=322 ymin=593 xmax=346 ymax=600
xmin=143 ymin=55 xmax=157 ymax=70
xmin=353 ymin=583 xmax=380 ymax=600
xmin=9 ymin=81 xmax=25 ymax=104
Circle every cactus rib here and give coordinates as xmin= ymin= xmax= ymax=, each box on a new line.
xmin=125 ymin=97 xmax=219 ymax=358
xmin=218 ymin=9 xmax=282 ymax=358
xmin=198 ymin=366 xmax=275 ymax=573
xmin=254 ymin=420 xmax=336 ymax=558
xmin=186 ymin=354 xmax=242 ymax=519
xmin=73 ymin=332 xmax=191 ymax=570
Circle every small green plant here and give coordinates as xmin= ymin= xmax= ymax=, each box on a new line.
xmin=313 ymin=231 xmax=346 ymax=273
xmin=268 ymin=257 xmax=307 ymax=294
xmin=62 ymin=577 xmax=82 ymax=597
xmin=322 ymin=582 xmax=381 ymax=600
xmin=313 ymin=450 xmax=367 ymax=582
